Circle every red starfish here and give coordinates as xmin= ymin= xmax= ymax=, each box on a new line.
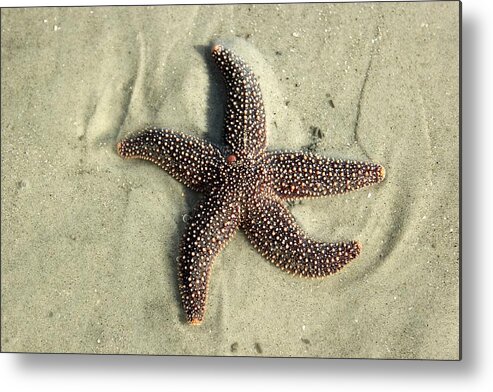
xmin=117 ymin=44 xmax=385 ymax=325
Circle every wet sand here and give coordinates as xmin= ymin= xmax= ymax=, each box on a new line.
xmin=1 ymin=2 xmax=459 ymax=359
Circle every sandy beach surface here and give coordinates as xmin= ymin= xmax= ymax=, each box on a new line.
xmin=1 ymin=2 xmax=459 ymax=359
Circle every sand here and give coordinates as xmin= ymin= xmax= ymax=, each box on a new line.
xmin=1 ymin=2 xmax=459 ymax=359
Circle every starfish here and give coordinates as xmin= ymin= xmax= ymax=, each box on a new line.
xmin=117 ymin=43 xmax=385 ymax=325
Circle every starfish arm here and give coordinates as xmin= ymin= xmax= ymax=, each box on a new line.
xmin=117 ymin=128 xmax=223 ymax=193
xmin=178 ymin=193 xmax=240 ymax=325
xmin=266 ymin=151 xmax=385 ymax=200
xmin=242 ymin=196 xmax=361 ymax=277
xmin=211 ymin=44 xmax=267 ymax=160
